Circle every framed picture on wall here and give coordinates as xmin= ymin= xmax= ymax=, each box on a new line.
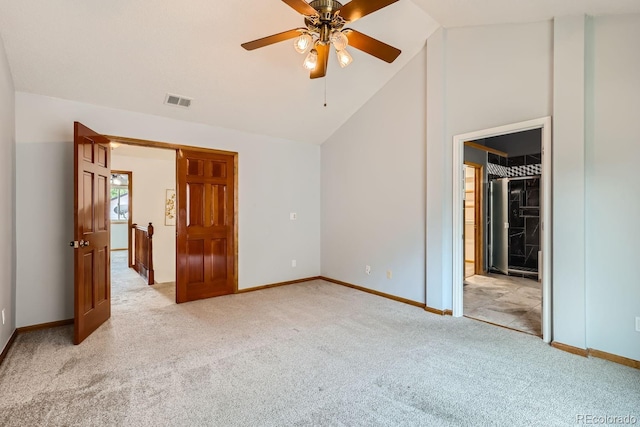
xmin=165 ymin=189 xmax=176 ymax=226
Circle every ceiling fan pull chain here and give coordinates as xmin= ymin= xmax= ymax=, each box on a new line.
xmin=324 ymin=77 xmax=327 ymax=107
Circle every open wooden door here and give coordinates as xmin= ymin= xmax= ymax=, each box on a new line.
xmin=176 ymin=149 xmax=236 ymax=303
xmin=73 ymin=122 xmax=111 ymax=344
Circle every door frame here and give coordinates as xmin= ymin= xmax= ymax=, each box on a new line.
xmin=452 ymin=117 xmax=552 ymax=343
xmin=105 ymin=135 xmax=239 ymax=297
xmin=463 ymin=162 xmax=484 ymax=276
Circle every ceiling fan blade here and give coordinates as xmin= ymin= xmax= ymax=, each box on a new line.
xmin=310 ymin=43 xmax=329 ymax=79
xmin=241 ymin=28 xmax=304 ymax=51
xmin=337 ymin=0 xmax=399 ymax=23
xmin=344 ymin=29 xmax=401 ymax=63
xmin=282 ymin=0 xmax=318 ymax=16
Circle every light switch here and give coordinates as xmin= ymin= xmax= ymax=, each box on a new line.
xmin=290 ymin=212 xmax=297 ymax=220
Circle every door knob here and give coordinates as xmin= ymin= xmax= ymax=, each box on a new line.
xmin=70 ymin=240 xmax=90 ymax=248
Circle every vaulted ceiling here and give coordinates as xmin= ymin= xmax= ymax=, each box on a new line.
xmin=1 ymin=0 xmax=638 ymax=144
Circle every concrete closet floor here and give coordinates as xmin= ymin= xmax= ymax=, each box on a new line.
xmin=463 ymin=273 xmax=541 ymax=336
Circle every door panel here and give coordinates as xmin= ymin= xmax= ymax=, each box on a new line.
xmin=74 ymin=122 xmax=111 ymax=344
xmin=177 ymin=150 xmax=236 ymax=303
xmin=210 ymin=185 xmax=227 ymax=226
xmin=211 ymin=239 xmax=227 ymax=280
xmin=187 ymin=183 xmax=205 ymax=226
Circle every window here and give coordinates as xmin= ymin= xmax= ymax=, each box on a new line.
xmin=110 ymin=173 xmax=129 ymax=222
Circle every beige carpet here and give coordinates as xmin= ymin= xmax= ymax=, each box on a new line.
xmin=1 ymin=259 xmax=639 ymax=426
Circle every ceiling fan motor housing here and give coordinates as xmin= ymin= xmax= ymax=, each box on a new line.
xmin=310 ymin=0 xmax=343 ymax=21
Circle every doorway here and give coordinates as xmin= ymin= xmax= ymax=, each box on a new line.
xmin=452 ymin=117 xmax=552 ymax=342
xmin=73 ymin=122 xmax=239 ymax=343
xmin=105 ymin=136 xmax=239 ymax=305
xmin=110 ymin=145 xmax=177 ymax=306
xmin=107 ymin=140 xmax=239 ymax=304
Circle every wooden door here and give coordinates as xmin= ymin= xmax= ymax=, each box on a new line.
xmin=73 ymin=122 xmax=111 ymax=344
xmin=176 ymin=149 xmax=236 ymax=303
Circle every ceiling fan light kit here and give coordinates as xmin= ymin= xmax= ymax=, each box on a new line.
xmin=330 ymin=30 xmax=348 ymax=50
xmin=336 ymin=48 xmax=352 ymax=67
xmin=241 ymin=0 xmax=401 ymax=79
xmin=294 ymin=33 xmax=314 ymax=53
xmin=303 ymin=48 xmax=319 ymax=70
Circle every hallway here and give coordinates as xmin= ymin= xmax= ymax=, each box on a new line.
xmin=111 ymin=250 xmax=175 ymax=309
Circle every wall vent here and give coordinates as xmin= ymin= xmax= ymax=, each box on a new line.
xmin=164 ymin=93 xmax=193 ymax=108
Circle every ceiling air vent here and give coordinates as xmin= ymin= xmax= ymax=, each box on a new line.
xmin=164 ymin=93 xmax=193 ymax=108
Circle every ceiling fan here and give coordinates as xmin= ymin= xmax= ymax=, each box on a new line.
xmin=241 ymin=0 xmax=401 ymax=79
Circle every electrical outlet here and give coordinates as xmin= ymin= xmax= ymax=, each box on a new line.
xmin=1 ymin=309 xmax=4 ymax=325
xmin=291 ymin=259 xmax=297 ymax=268
xmin=365 ymin=265 xmax=371 ymax=275
xmin=636 ymin=317 xmax=640 ymax=332
xmin=386 ymin=270 xmax=392 ymax=279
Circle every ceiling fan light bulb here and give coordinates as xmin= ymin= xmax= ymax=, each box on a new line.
xmin=336 ymin=48 xmax=353 ymax=68
xmin=294 ymin=33 xmax=313 ymax=54
xmin=331 ymin=31 xmax=348 ymax=51
xmin=303 ymin=49 xmax=318 ymax=70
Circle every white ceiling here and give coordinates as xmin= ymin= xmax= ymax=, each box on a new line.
xmin=0 ymin=1 xmax=638 ymax=145
xmin=411 ymin=0 xmax=640 ymax=28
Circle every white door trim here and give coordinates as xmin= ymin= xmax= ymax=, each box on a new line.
xmin=452 ymin=117 xmax=552 ymax=343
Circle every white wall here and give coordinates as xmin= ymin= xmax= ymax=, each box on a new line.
xmin=322 ymin=15 xmax=640 ymax=361
xmin=425 ymin=28 xmax=447 ymax=309
xmin=0 ymin=34 xmax=15 ymax=353
xmin=321 ymin=47 xmax=427 ymax=304
xmin=430 ymin=21 xmax=554 ymax=309
xmin=112 ymin=148 xmax=176 ymax=283
xmin=15 ymin=93 xmax=320 ymax=327
xmin=552 ymin=15 xmax=588 ymax=350
xmin=586 ymin=14 xmax=640 ymax=361
xmin=321 ymin=21 xmax=553 ymax=310
xmin=111 ymin=223 xmax=128 ymax=250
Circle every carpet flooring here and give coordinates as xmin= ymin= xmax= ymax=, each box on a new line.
xmin=0 ymin=258 xmax=639 ymax=426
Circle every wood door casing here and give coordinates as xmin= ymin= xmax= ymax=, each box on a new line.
xmin=74 ymin=122 xmax=111 ymax=344
xmin=464 ymin=162 xmax=484 ymax=276
xmin=176 ymin=149 xmax=236 ymax=303
xmin=472 ymin=165 xmax=484 ymax=274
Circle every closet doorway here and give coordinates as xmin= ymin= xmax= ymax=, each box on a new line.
xmin=452 ymin=117 xmax=552 ymax=342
